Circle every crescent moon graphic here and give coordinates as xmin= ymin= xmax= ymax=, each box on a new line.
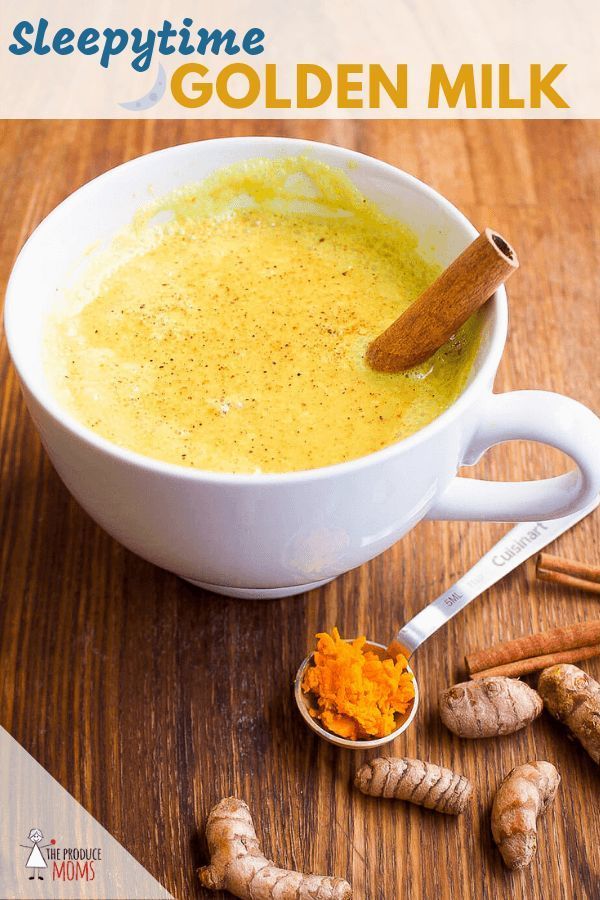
xmin=119 ymin=64 xmax=167 ymax=111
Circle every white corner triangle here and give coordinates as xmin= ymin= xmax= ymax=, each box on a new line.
xmin=0 ymin=727 xmax=174 ymax=899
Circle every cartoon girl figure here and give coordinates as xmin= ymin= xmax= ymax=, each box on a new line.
xmin=20 ymin=828 xmax=49 ymax=880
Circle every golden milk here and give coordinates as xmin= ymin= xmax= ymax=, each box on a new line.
xmin=46 ymin=156 xmax=480 ymax=473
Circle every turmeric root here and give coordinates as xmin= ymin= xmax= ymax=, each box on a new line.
xmin=537 ymin=663 xmax=600 ymax=764
xmin=198 ymin=798 xmax=352 ymax=899
xmin=439 ymin=676 xmax=542 ymax=738
xmin=491 ymin=761 xmax=560 ymax=869
xmin=354 ymin=757 xmax=473 ymax=814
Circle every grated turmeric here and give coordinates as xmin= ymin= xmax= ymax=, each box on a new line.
xmin=301 ymin=627 xmax=415 ymax=740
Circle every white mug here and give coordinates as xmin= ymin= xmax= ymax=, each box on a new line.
xmin=5 ymin=137 xmax=600 ymax=598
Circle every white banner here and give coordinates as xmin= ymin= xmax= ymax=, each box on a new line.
xmin=0 ymin=728 xmax=173 ymax=899
xmin=0 ymin=0 xmax=598 ymax=118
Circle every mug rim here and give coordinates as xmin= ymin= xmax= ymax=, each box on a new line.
xmin=4 ymin=135 xmax=508 ymax=485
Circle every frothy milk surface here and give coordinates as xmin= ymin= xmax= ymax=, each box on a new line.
xmin=45 ymin=156 xmax=481 ymax=473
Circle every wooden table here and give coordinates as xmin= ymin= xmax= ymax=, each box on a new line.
xmin=1 ymin=120 xmax=599 ymax=900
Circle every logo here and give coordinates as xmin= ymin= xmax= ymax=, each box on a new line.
xmin=20 ymin=828 xmax=54 ymax=881
xmin=19 ymin=827 xmax=102 ymax=883
xmin=491 ymin=521 xmax=549 ymax=566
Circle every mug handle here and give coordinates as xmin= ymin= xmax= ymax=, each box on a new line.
xmin=426 ymin=391 xmax=600 ymax=521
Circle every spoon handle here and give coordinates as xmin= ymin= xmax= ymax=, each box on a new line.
xmin=387 ymin=496 xmax=599 ymax=660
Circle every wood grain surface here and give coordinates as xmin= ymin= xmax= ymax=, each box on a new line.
xmin=1 ymin=120 xmax=599 ymax=900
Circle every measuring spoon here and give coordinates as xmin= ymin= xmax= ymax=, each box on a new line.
xmin=295 ymin=497 xmax=599 ymax=749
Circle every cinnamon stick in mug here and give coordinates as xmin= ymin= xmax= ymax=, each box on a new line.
xmin=367 ymin=228 xmax=519 ymax=373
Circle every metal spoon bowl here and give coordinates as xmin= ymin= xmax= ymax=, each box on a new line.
xmin=294 ymin=639 xmax=420 ymax=750
xmin=294 ymin=502 xmax=598 ymax=748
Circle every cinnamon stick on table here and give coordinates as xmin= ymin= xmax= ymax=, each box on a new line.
xmin=536 ymin=553 xmax=600 ymax=595
xmin=470 ymin=643 xmax=600 ymax=680
xmin=466 ymin=620 xmax=600 ymax=679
